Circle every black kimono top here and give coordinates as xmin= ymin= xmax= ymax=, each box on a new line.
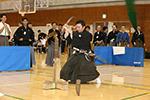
xmin=38 ymin=33 xmax=46 ymax=40
xmin=72 ymin=29 xmax=92 ymax=51
xmin=107 ymin=31 xmax=118 ymax=44
xmin=132 ymin=30 xmax=145 ymax=45
xmin=66 ymin=34 xmax=72 ymax=45
xmin=93 ymin=31 xmax=105 ymax=46
xmin=14 ymin=26 xmax=34 ymax=46
xmin=47 ymin=29 xmax=61 ymax=46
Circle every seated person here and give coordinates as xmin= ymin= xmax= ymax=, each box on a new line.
xmin=41 ymin=36 xmax=47 ymax=53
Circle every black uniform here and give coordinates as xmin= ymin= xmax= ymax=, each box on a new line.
xmin=38 ymin=33 xmax=46 ymax=40
xmin=66 ymin=34 xmax=73 ymax=59
xmin=107 ymin=31 xmax=118 ymax=46
xmin=47 ymin=29 xmax=60 ymax=45
xmin=93 ymin=31 xmax=105 ymax=46
xmin=60 ymin=29 xmax=99 ymax=84
xmin=45 ymin=29 xmax=60 ymax=66
xmin=14 ymin=26 xmax=34 ymax=46
xmin=66 ymin=34 xmax=72 ymax=46
xmin=61 ymin=32 xmax=66 ymax=53
xmin=132 ymin=30 xmax=145 ymax=47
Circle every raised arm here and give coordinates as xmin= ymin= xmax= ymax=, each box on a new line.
xmin=63 ymin=24 xmax=73 ymax=36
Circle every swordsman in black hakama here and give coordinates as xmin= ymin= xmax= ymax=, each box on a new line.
xmin=60 ymin=20 xmax=100 ymax=84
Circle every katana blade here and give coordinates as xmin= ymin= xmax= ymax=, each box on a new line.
xmin=66 ymin=16 xmax=74 ymax=24
xmin=95 ymin=55 xmax=108 ymax=64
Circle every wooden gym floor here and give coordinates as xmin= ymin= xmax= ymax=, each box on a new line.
xmin=0 ymin=53 xmax=150 ymax=100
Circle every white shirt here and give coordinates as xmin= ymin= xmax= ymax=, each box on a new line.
xmin=0 ymin=21 xmax=12 ymax=36
xmin=138 ymin=31 xmax=140 ymax=35
xmin=41 ymin=39 xmax=47 ymax=47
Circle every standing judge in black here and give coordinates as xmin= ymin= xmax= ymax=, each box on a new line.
xmin=45 ymin=22 xmax=60 ymax=66
xmin=14 ymin=18 xmax=34 ymax=46
xmin=93 ymin=25 xmax=105 ymax=46
xmin=60 ymin=20 xmax=100 ymax=84
xmin=132 ymin=25 xmax=145 ymax=47
xmin=107 ymin=25 xmax=118 ymax=46
xmin=102 ymin=26 xmax=108 ymax=46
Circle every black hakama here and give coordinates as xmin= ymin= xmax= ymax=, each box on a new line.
xmin=60 ymin=53 xmax=99 ymax=84
xmin=60 ymin=29 xmax=100 ymax=84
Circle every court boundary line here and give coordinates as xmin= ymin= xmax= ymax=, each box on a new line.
xmin=121 ymin=93 xmax=149 ymax=100
xmin=101 ymin=79 xmax=150 ymax=100
xmin=4 ymin=94 xmax=25 ymax=100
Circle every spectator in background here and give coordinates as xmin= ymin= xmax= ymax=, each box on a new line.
xmin=37 ymin=30 xmax=46 ymax=53
xmin=107 ymin=25 xmax=118 ymax=46
xmin=45 ymin=22 xmax=60 ymax=66
xmin=85 ymin=26 xmax=90 ymax=32
xmin=0 ymin=14 xmax=11 ymax=46
xmin=85 ymin=25 xmax=93 ymax=50
xmin=116 ymin=25 xmax=120 ymax=34
xmin=116 ymin=25 xmax=130 ymax=47
xmin=28 ymin=22 xmax=33 ymax=28
xmin=93 ymin=25 xmax=105 ymax=46
xmin=132 ymin=25 xmax=145 ymax=47
xmin=28 ymin=22 xmax=35 ymax=46
xmin=41 ymin=36 xmax=47 ymax=53
xmin=58 ymin=24 xmax=63 ymax=57
xmin=58 ymin=24 xmax=63 ymax=37
xmin=38 ymin=30 xmax=46 ymax=40
xmin=102 ymin=26 xmax=108 ymax=46
xmin=61 ymin=29 xmax=66 ymax=55
xmin=18 ymin=21 xmax=23 ymax=27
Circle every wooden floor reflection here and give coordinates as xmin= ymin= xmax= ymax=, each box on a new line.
xmin=0 ymin=53 xmax=150 ymax=100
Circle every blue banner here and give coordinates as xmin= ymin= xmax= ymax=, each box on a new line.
xmin=0 ymin=46 xmax=31 ymax=71
xmin=95 ymin=47 xmax=144 ymax=67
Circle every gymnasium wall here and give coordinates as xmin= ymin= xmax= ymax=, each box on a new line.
xmin=0 ymin=4 xmax=150 ymax=51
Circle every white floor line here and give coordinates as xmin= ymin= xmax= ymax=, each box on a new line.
xmin=0 ymin=81 xmax=44 ymax=87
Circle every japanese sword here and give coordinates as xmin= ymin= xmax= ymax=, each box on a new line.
xmin=66 ymin=16 xmax=74 ymax=24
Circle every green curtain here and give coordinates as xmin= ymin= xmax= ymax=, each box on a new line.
xmin=125 ymin=0 xmax=137 ymax=30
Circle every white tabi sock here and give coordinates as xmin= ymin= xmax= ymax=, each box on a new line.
xmin=96 ymin=78 xmax=101 ymax=84
xmin=0 ymin=93 xmax=4 ymax=97
xmin=62 ymin=80 xmax=66 ymax=82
